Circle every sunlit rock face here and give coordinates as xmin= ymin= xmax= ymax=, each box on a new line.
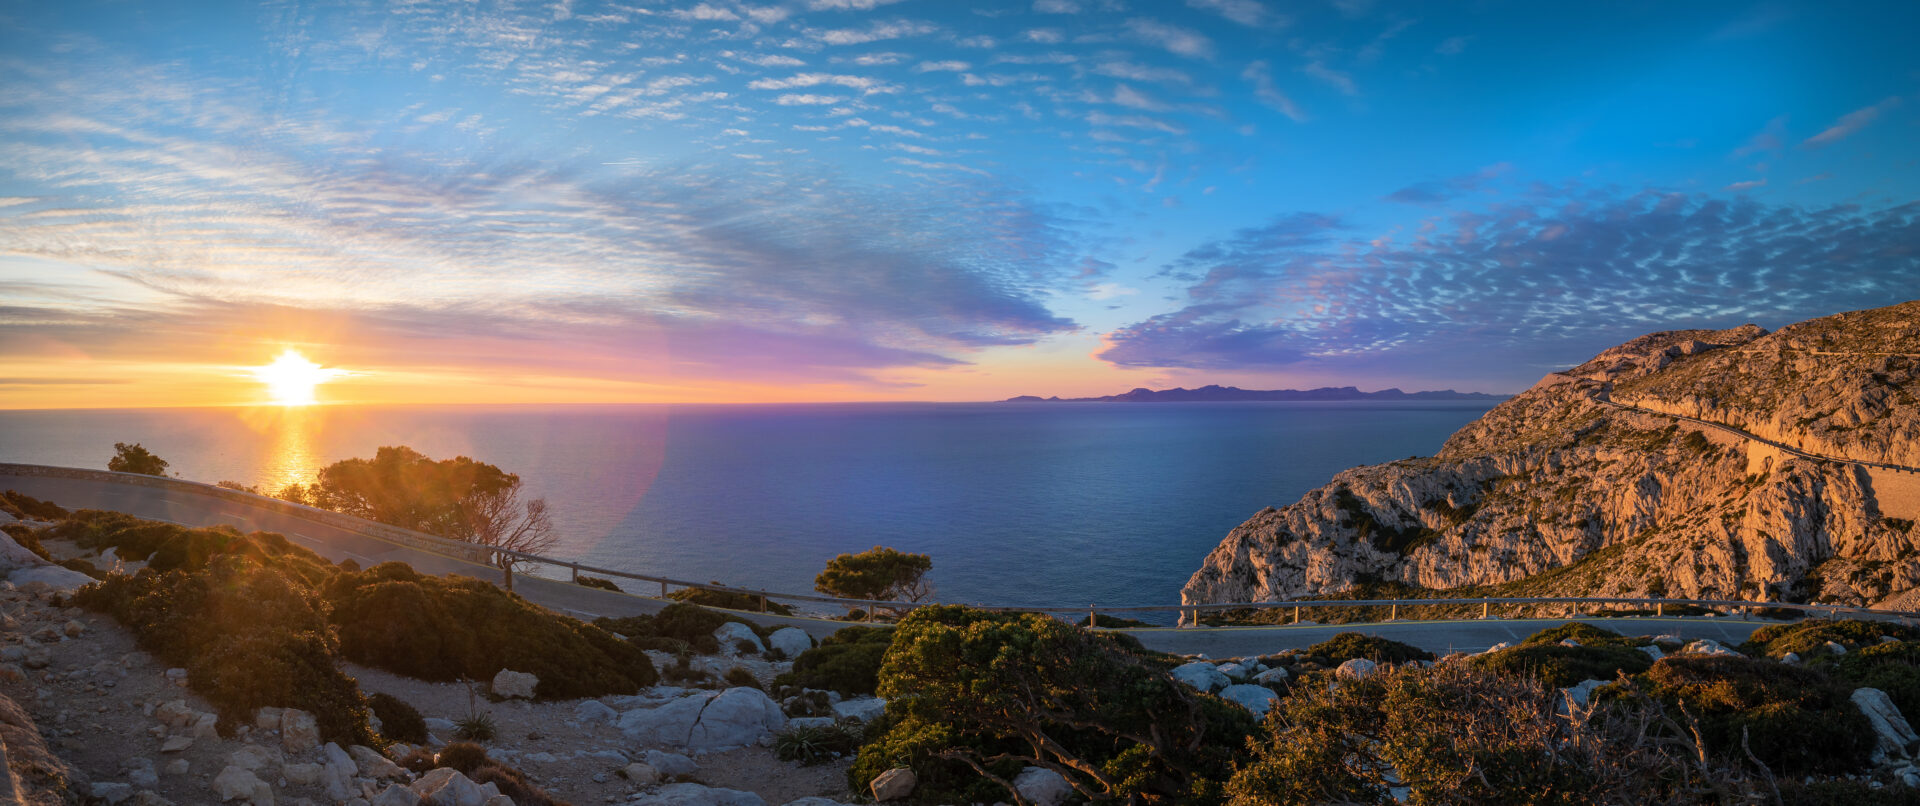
xmin=1184 ymin=300 xmax=1920 ymax=610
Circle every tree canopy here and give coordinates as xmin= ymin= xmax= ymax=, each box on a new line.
xmin=108 ymin=442 xmax=169 ymax=476
xmin=814 ymin=545 xmax=933 ymax=606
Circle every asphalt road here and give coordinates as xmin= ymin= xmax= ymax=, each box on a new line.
xmin=3 ymin=469 xmax=1773 ymax=656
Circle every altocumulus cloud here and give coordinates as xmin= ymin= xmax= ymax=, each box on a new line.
xmin=1099 ymin=188 xmax=1920 ymax=386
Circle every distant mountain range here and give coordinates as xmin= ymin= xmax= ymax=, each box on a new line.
xmin=1002 ymin=385 xmax=1506 ymax=403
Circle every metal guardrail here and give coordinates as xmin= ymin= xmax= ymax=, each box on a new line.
xmin=7 ymin=463 xmax=1918 ymax=627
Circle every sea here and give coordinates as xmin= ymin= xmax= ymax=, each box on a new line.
xmin=0 ymin=401 xmax=1496 ymax=612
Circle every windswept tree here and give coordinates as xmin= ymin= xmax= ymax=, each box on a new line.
xmin=108 ymin=442 xmax=170 ymax=476
xmin=310 ymin=446 xmax=558 ymax=589
xmin=814 ymin=546 xmax=933 ymax=617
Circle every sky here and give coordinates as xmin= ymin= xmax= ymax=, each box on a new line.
xmin=1 ymin=0 xmax=1917 ymax=408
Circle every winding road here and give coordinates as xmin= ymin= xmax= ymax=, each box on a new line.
xmin=1 ymin=464 xmax=1773 ymax=656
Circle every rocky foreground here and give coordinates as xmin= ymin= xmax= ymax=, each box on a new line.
xmin=1184 ymin=301 xmax=1920 ymax=610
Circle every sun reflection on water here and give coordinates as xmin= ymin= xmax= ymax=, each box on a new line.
xmin=237 ymin=405 xmax=323 ymax=494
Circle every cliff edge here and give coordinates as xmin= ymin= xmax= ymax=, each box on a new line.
xmin=1183 ymin=300 xmax=1920 ymax=610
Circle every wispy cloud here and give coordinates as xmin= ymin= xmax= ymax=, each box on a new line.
xmin=1126 ymin=18 xmax=1215 ymax=59
xmin=1302 ymin=61 xmax=1357 ymax=95
xmin=1241 ymin=61 xmax=1303 ymax=121
xmin=1186 ymin=0 xmax=1281 ymax=28
xmin=1802 ymin=97 xmax=1901 ymax=148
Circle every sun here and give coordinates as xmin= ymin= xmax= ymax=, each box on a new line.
xmin=252 ymin=350 xmax=336 ymax=406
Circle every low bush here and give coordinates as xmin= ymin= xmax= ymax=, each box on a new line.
xmin=368 ymin=692 xmax=428 ymax=745
xmin=1471 ymin=643 xmax=1654 ymax=688
xmin=1520 ymin=621 xmax=1641 ymax=648
xmin=775 ymin=626 xmax=894 ymax=697
xmin=628 ymin=635 xmax=692 ymax=654
xmin=575 ymin=575 xmax=621 ymax=592
xmin=1616 ymin=655 xmax=1874 ymax=774
xmin=420 ymin=743 xmax=571 ymax=806
xmin=453 ymin=714 xmax=497 ymax=742
xmin=1742 ymin=619 xmax=1920 ymax=659
xmin=46 ymin=511 xmax=335 ymax=585
xmin=667 ymin=586 xmax=795 ymax=616
xmin=58 ymin=558 xmax=105 ymax=579
xmin=724 ymin=667 xmax=762 ymax=690
xmin=3 ymin=524 xmax=53 ymax=562
xmin=854 ymin=606 xmax=1254 ymax=805
xmin=1831 ymin=641 xmax=1920 ymax=725
xmin=435 ymin=742 xmax=491 ymax=773
xmin=1 ymin=490 xmax=68 ymax=521
xmin=1079 ymin=614 xmax=1155 ymax=629
xmin=1304 ymin=632 xmax=1434 ymax=665
xmin=774 ymin=722 xmax=864 ymax=765
xmin=325 ymin=563 xmax=657 ymax=699
xmin=1229 ymin=661 xmax=1772 ymax=805
xmin=70 ymin=558 xmax=376 ymax=747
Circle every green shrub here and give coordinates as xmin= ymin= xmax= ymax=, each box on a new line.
xmin=667 ymin=586 xmax=794 ymax=616
xmin=58 ymin=558 xmax=105 ymax=579
xmin=2 ymin=490 xmax=69 ymax=521
xmin=1305 ymin=632 xmax=1434 ymax=665
xmin=3 ymin=523 xmax=54 ymax=562
xmin=775 ymin=722 xmax=864 ymax=765
xmin=775 ymin=626 xmax=894 ymax=697
xmin=652 ymin=602 xmax=771 ymax=642
xmin=1520 ymin=621 xmax=1640 ymax=648
xmin=453 ymin=714 xmax=497 ymax=742
xmin=1832 ymin=641 xmax=1920 ymax=724
xmin=1620 ymin=655 xmax=1874 ymax=774
xmin=46 ymin=511 xmax=334 ymax=585
xmin=369 ymin=692 xmax=428 ymax=745
xmin=1743 ymin=619 xmax=1920 ymax=659
xmin=575 ymin=575 xmax=621 ymax=592
xmin=435 ymin=742 xmax=491 ymax=773
xmin=70 ymin=558 xmax=376 ymax=747
xmin=325 ymin=563 xmax=657 ymax=698
xmin=592 ymin=614 xmax=654 ymax=637
xmin=627 ymin=635 xmax=691 ymax=654
xmin=724 ymin=667 xmax=762 ymax=690
xmin=1471 ymin=643 xmax=1654 ymax=688
xmin=855 ymin=605 xmax=1253 ymax=804
xmin=469 ymin=763 xmax=569 ymax=806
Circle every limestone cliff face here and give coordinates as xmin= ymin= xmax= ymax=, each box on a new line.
xmin=1182 ymin=301 xmax=1920 ymax=610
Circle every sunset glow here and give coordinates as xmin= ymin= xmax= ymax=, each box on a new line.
xmin=252 ymin=351 xmax=335 ymax=407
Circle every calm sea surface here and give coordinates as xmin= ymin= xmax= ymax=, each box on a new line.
xmin=0 ymin=402 xmax=1495 ymax=610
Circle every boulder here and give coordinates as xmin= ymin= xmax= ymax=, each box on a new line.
xmin=282 ymin=763 xmax=325 ymax=786
xmin=253 ymin=706 xmax=283 ymax=730
xmin=1171 ymin=661 xmax=1230 ymax=693
xmin=1853 ymin=688 xmax=1919 ymax=764
xmin=870 ymin=767 xmax=917 ymax=801
xmin=1560 ymin=679 xmax=1608 ymax=711
xmin=830 ymin=697 xmax=886 ymax=723
xmin=411 ymin=767 xmax=488 ymax=806
xmin=5 ymin=564 xmax=92 ymax=591
xmin=618 ymin=688 xmax=786 ymax=751
xmin=714 ymin=622 xmax=765 ymax=654
xmin=1215 ymin=662 xmax=1252 ymax=681
xmin=767 ymin=627 xmax=813 ymax=658
xmin=623 ymin=762 xmax=662 ymax=784
xmin=491 ymin=669 xmax=539 ymax=700
xmin=1680 ymin=639 xmax=1741 ymax=658
xmin=1334 ymin=658 xmax=1378 ymax=681
xmin=1217 ymin=684 xmax=1282 ymax=719
xmin=372 ymin=785 xmax=423 ymax=806
xmin=629 ymin=783 xmax=769 ymax=806
xmin=154 ymin=700 xmax=195 ymax=728
xmin=1826 ymin=641 xmax=1849 ymax=656
xmin=1252 ymin=666 xmax=1290 ymax=686
xmin=643 ymin=749 xmax=699 ymax=777
xmin=227 ymin=745 xmax=279 ymax=773
xmin=1013 ymin=766 xmax=1074 ymax=806
xmin=1638 ymin=645 xmax=1666 ymax=661
xmin=159 ymin=736 xmax=193 ymax=754
xmin=573 ymin=699 xmax=618 ymax=725
xmin=280 ymin=709 xmax=320 ymax=754
xmin=350 ymin=745 xmax=407 ymax=781
xmin=1782 ymin=652 xmax=1802 ymax=664
xmin=211 ymin=765 xmax=274 ymax=804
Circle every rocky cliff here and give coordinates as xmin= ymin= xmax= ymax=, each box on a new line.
xmin=1182 ymin=301 xmax=1920 ymax=610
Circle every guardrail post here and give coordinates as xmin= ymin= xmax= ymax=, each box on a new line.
xmin=660 ymin=581 xmax=668 ymax=598
xmin=1657 ymin=601 xmax=1663 ymax=617
xmin=1089 ymin=606 xmax=1097 ymax=628
xmin=759 ymin=594 xmax=768 ymax=613
xmin=1292 ymin=605 xmax=1300 ymax=625
xmin=1482 ymin=601 xmax=1490 ymax=619
xmin=570 ymin=566 xmax=579 ymax=583
xmin=1389 ymin=604 xmax=1397 ymax=622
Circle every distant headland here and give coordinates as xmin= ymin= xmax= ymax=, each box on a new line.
xmin=1001 ymin=384 xmax=1506 ymax=403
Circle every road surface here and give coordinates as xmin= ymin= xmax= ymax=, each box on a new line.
xmin=2 ymin=467 xmax=1773 ymax=656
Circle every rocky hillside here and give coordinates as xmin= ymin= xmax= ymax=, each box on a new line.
xmin=1183 ymin=301 xmax=1920 ymax=610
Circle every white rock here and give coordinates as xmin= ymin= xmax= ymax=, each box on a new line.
xmin=870 ymin=767 xmax=916 ymax=801
xmin=127 ymin=761 xmax=160 ymax=789
xmin=1853 ymin=687 xmax=1919 ymax=764
xmin=623 ymin=762 xmax=663 ymax=784
xmin=1680 ymin=639 xmax=1741 ymax=658
xmin=1251 ymin=667 xmax=1290 ymax=686
xmin=1482 ymin=642 xmax=1513 ymax=654
xmin=410 ymin=768 xmax=488 ymax=806
xmin=618 ymin=688 xmax=786 ymax=751
xmin=283 ymin=763 xmax=325 ymax=786
xmin=491 ymin=669 xmax=539 ymax=699
xmin=5 ymin=564 xmax=92 ymax=591
xmin=1558 ymin=639 xmax=1583 ymax=648
xmin=644 ymin=749 xmax=699 ymax=777
xmin=155 ymin=700 xmax=195 ymax=728
xmin=159 ymin=736 xmax=194 ymax=753
xmin=1638 ymin=645 xmax=1666 ymax=661
xmin=423 ymin=717 xmax=458 ymax=733
xmin=830 ymin=696 xmax=886 ymax=724
xmin=1334 ymin=658 xmax=1378 ymax=681
xmin=1171 ymin=661 xmax=1231 ymax=693
xmin=92 ymin=782 xmax=135 ymax=804
xmin=630 ymin=783 xmax=769 ymax=806
xmin=767 ymin=627 xmax=813 ymax=658
xmin=1217 ymin=684 xmax=1282 ymax=719
xmin=253 ymin=706 xmax=283 ymax=730
xmin=1013 ymin=766 xmax=1074 ymax=806
xmin=228 ymin=745 xmax=279 ymax=773
xmin=350 ymin=745 xmax=406 ymax=781
xmin=371 ymin=784 xmax=423 ymax=806
xmin=189 ymin=711 xmax=219 ymax=739
xmin=280 ymin=709 xmax=320 ymax=754
xmin=713 ymin=622 xmax=765 ymax=654
xmin=1782 ymin=652 xmax=1802 ymax=664
xmin=1560 ymin=679 xmax=1608 ymax=710
xmin=1215 ymin=662 xmax=1252 ymax=681
xmin=573 ymin=699 xmax=618 ymax=725
xmin=212 ymin=765 xmax=275 ymax=804
xmin=1826 ymin=641 xmax=1849 ymax=656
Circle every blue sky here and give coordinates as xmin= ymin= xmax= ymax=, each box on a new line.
xmin=2 ymin=0 xmax=1917 ymax=405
